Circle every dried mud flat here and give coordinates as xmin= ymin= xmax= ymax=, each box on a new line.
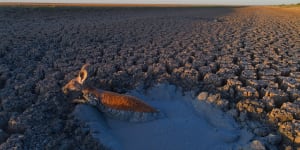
xmin=0 ymin=6 xmax=299 ymax=150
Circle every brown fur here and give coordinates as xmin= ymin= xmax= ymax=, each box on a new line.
xmin=62 ymin=64 xmax=89 ymax=94
xmin=62 ymin=64 xmax=158 ymax=113
xmin=83 ymin=87 xmax=158 ymax=113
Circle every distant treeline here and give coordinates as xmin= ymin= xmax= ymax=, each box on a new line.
xmin=279 ymin=3 xmax=300 ymax=6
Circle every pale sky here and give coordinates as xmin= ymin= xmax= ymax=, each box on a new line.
xmin=0 ymin=0 xmax=299 ymax=5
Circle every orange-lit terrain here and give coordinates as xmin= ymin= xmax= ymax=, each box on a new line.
xmin=0 ymin=4 xmax=299 ymax=149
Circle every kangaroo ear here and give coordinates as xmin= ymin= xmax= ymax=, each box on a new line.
xmin=77 ymin=63 xmax=89 ymax=84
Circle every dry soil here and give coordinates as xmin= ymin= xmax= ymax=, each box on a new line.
xmin=0 ymin=6 xmax=299 ymax=149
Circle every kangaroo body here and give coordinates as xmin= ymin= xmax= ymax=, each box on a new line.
xmin=62 ymin=64 xmax=160 ymax=122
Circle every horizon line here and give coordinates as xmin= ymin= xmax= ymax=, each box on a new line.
xmin=0 ymin=2 xmax=277 ymax=7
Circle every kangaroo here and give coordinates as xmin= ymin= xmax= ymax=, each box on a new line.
xmin=62 ymin=64 xmax=161 ymax=122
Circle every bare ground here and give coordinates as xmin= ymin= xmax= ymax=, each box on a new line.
xmin=0 ymin=6 xmax=299 ymax=149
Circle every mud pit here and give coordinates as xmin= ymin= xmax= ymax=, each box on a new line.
xmin=0 ymin=6 xmax=299 ymax=150
xmin=74 ymin=84 xmax=253 ymax=150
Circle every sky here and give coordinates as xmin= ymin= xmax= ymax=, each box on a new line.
xmin=0 ymin=0 xmax=299 ymax=5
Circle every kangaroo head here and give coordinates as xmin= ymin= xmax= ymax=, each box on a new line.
xmin=62 ymin=63 xmax=89 ymax=94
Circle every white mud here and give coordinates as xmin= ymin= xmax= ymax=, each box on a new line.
xmin=74 ymin=84 xmax=254 ymax=150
